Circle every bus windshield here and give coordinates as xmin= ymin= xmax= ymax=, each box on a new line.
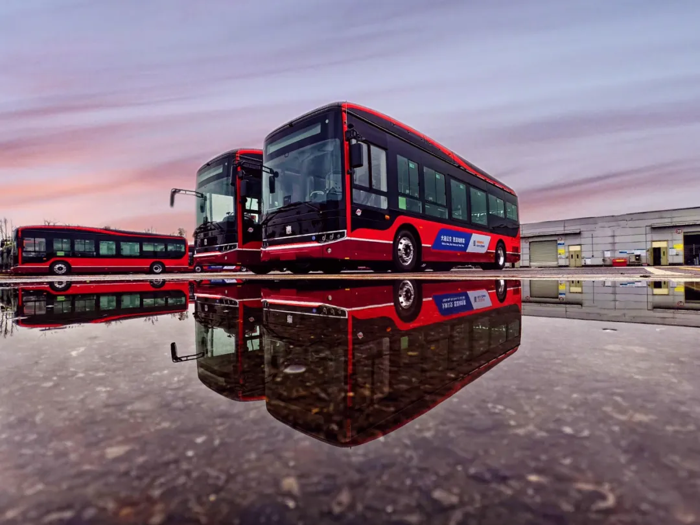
xmin=263 ymin=122 xmax=343 ymax=213
xmin=196 ymin=163 xmax=235 ymax=226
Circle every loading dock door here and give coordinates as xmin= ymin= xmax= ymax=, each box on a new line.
xmin=530 ymin=280 xmax=559 ymax=299
xmin=684 ymin=233 xmax=700 ymax=265
xmin=530 ymin=240 xmax=558 ymax=266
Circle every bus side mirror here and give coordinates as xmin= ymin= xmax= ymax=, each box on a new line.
xmin=240 ymin=179 xmax=250 ymax=197
xmin=269 ymin=174 xmax=276 ymax=194
xmin=170 ymin=189 xmax=176 ymax=207
xmin=349 ymin=142 xmax=364 ymax=169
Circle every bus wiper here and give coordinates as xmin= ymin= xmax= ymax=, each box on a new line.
xmin=260 ymin=201 xmax=322 ymax=227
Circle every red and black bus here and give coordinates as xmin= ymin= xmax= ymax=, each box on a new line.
xmin=260 ymin=279 xmax=522 ymax=447
xmin=10 ymin=226 xmax=189 ymax=275
xmin=6 ymin=281 xmax=190 ymax=330
xmin=171 ymin=148 xmax=269 ymax=274
xmin=171 ymin=280 xmax=266 ymax=402
xmin=260 ymin=102 xmax=520 ymax=274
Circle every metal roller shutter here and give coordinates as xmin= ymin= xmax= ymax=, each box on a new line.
xmin=530 ymin=280 xmax=558 ymax=299
xmin=530 ymin=240 xmax=558 ymax=266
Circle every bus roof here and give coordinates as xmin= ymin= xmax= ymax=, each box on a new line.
xmin=16 ymin=225 xmax=187 ymax=240
xmin=264 ymin=102 xmax=515 ymax=196
xmin=197 ymin=148 xmax=262 ymax=173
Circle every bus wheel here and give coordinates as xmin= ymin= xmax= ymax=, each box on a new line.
xmin=150 ymin=262 xmax=166 ymax=274
xmin=149 ymin=279 xmax=166 ymax=289
xmin=194 ymin=265 xmax=203 ymax=273
xmin=495 ymin=279 xmax=507 ymax=303
xmin=393 ymin=279 xmax=423 ymax=322
xmin=250 ymin=265 xmax=272 ymax=275
xmin=49 ymin=261 xmax=71 ymax=276
xmin=49 ymin=281 xmax=72 ymax=292
xmin=494 ymin=242 xmax=506 ymax=270
xmin=393 ymin=229 xmax=420 ymax=272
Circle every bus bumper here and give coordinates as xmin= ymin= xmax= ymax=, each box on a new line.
xmin=193 ymin=248 xmax=262 ymax=269
xmin=262 ymin=238 xmax=390 ymax=264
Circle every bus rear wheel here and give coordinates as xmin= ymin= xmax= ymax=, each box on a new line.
xmin=481 ymin=242 xmax=506 ymax=271
xmin=393 ymin=229 xmax=420 ymax=272
xmin=194 ymin=265 xmax=203 ymax=273
xmin=495 ymin=279 xmax=507 ymax=303
xmin=150 ymin=262 xmax=166 ymax=274
xmin=250 ymin=265 xmax=272 ymax=275
xmin=49 ymin=261 xmax=71 ymax=276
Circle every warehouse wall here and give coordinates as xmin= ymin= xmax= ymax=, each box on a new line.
xmin=521 ymin=207 xmax=700 ymax=266
xmin=522 ymin=280 xmax=700 ymax=327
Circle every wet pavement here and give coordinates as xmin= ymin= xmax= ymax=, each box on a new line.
xmin=0 ymin=278 xmax=699 ymax=524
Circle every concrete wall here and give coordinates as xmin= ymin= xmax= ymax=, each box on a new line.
xmin=521 ymin=207 xmax=700 ymax=267
xmin=522 ymin=280 xmax=700 ymax=327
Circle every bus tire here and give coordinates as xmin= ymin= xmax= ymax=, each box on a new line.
xmin=194 ymin=265 xmax=203 ymax=273
xmin=393 ymin=280 xmax=422 ymax=323
xmin=495 ymin=279 xmax=507 ymax=303
xmin=150 ymin=262 xmax=166 ymax=274
xmin=149 ymin=279 xmax=166 ymax=289
xmin=49 ymin=281 xmax=72 ymax=292
xmin=494 ymin=241 xmax=506 ymax=270
xmin=49 ymin=261 xmax=71 ymax=276
xmin=250 ymin=265 xmax=272 ymax=275
xmin=393 ymin=228 xmax=420 ymax=272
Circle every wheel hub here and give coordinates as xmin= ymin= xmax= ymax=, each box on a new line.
xmin=397 ymin=280 xmax=415 ymax=309
xmin=397 ymin=237 xmax=414 ymax=265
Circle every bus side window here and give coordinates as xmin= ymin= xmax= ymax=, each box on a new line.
xmin=470 ymin=188 xmax=488 ymax=225
xmin=53 ymin=238 xmax=71 ymax=255
xmin=423 ymin=167 xmax=447 ymax=219
xmin=506 ymin=202 xmax=519 ymax=222
xmin=99 ymin=241 xmax=116 ymax=256
xmin=450 ymin=179 xmax=468 ymax=221
xmin=488 ymin=194 xmax=505 ymax=220
xmin=397 ymin=155 xmax=422 ymax=213
xmin=75 ymin=239 xmax=96 ymax=255
xmin=24 ymin=237 xmax=46 ymax=253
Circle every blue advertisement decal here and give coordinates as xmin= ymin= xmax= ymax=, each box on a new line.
xmin=433 ymin=292 xmax=473 ymax=316
xmin=432 ymin=229 xmax=491 ymax=253
xmin=432 ymin=229 xmax=472 ymax=252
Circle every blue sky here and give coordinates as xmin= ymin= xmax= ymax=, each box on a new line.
xmin=1 ymin=0 xmax=699 ymax=233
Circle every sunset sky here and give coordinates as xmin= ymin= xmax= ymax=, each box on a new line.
xmin=1 ymin=0 xmax=699 ymax=236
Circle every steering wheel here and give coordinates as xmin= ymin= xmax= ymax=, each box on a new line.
xmin=309 ymin=190 xmax=325 ymax=202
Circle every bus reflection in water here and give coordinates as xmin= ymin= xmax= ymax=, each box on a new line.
xmin=3 ymin=281 xmax=190 ymax=331
xmin=180 ymin=279 xmax=521 ymax=447
xmin=171 ymin=280 xmax=266 ymax=402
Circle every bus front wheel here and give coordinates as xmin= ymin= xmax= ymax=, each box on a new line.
xmin=250 ymin=265 xmax=272 ymax=275
xmin=194 ymin=265 xmax=203 ymax=273
xmin=49 ymin=261 xmax=71 ymax=276
xmin=393 ymin=280 xmax=423 ymax=322
xmin=150 ymin=262 xmax=166 ymax=274
xmin=393 ymin=229 xmax=420 ymax=272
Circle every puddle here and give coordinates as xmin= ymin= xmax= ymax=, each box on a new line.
xmin=1 ymin=278 xmax=699 ymax=524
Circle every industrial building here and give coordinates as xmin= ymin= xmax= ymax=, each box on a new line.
xmin=523 ymin=280 xmax=700 ymax=328
xmin=520 ymin=207 xmax=700 ymax=267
